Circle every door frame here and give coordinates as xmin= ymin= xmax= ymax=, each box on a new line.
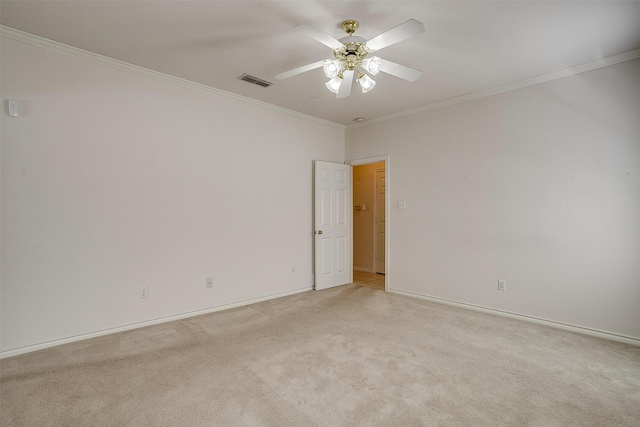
xmin=348 ymin=155 xmax=390 ymax=291
xmin=374 ymin=166 xmax=386 ymax=274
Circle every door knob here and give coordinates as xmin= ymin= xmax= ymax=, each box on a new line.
xmin=317 ymin=230 xmax=323 ymax=234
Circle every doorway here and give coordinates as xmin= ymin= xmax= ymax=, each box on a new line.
xmin=350 ymin=157 xmax=387 ymax=291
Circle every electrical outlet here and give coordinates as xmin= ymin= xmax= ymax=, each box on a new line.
xmin=206 ymin=278 xmax=213 ymax=288
xmin=498 ymin=280 xmax=506 ymax=291
xmin=290 ymin=267 xmax=295 ymax=274
xmin=140 ymin=287 xmax=148 ymax=298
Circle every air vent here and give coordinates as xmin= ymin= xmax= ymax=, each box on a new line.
xmin=238 ymin=74 xmax=273 ymax=88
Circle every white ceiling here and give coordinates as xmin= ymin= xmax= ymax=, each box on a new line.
xmin=1 ymin=1 xmax=639 ymax=125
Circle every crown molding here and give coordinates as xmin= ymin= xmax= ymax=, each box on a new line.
xmin=349 ymin=48 xmax=640 ymax=129
xmin=3 ymin=25 xmax=637 ymax=133
xmin=0 ymin=25 xmax=345 ymax=131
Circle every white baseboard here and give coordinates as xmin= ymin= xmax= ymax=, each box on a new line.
xmin=6 ymin=285 xmax=636 ymax=359
xmin=388 ymin=288 xmax=640 ymax=346
xmin=0 ymin=286 xmax=313 ymax=359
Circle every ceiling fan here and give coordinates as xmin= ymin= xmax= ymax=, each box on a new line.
xmin=276 ymin=19 xmax=425 ymax=98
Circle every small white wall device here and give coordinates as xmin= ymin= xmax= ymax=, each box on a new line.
xmin=8 ymin=100 xmax=19 ymax=117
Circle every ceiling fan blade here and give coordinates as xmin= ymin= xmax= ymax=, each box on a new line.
xmin=337 ymin=70 xmax=354 ymax=98
xmin=295 ymin=24 xmax=344 ymax=50
xmin=275 ymin=60 xmax=325 ymax=80
xmin=365 ymin=19 xmax=425 ymax=52
xmin=380 ymin=59 xmax=422 ymax=82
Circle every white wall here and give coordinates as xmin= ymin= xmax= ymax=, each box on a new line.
xmin=347 ymin=59 xmax=640 ymax=340
xmin=0 ymin=37 xmax=344 ymax=354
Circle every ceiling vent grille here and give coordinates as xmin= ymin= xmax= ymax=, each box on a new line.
xmin=238 ymin=74 xmax=273 ymax=88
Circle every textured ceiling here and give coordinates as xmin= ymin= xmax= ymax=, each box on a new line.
xmin=1 ymin=1 xmax=639 ymax=125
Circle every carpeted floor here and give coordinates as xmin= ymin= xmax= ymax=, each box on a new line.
xmin=2 ymin=284 xmax=639 ymax=426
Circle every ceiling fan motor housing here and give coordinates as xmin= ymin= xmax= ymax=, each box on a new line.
xmin=334 ymin=36 xmax=369 ymax=72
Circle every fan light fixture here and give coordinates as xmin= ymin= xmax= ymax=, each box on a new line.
xmin=323 ymin=60 xmax=340 ymax=79
xmin=275 ymin=18 xmax=425 ymax=99
xmin=319 ymin=20 xmax=382 ymax=95
xmin=325 ymin=76 xmax=342 ymax=94
xmin=358 ymin=73 xmax=376 ymax=93
xmin=362 ymin=57 xmax=382 ymax=75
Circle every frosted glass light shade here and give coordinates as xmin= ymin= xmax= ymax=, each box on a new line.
xmin=323 ymin=60 xmax=339 ymax=79
xmin=358 ymin=74 xmax=376 ymax=93
xmin=362 ymin=56 xmax=382 ymax=75
xmin=325 ymin=76 xmax=342 ymax=94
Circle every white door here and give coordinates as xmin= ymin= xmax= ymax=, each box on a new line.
xmin=314 ymin=161 xmax=353 ymax=290
xmin=375 ymin=168 xmax=386 ymax=274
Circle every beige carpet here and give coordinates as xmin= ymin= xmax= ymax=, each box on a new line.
xmin=2 ymin=284 xmax=639 ymax=426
